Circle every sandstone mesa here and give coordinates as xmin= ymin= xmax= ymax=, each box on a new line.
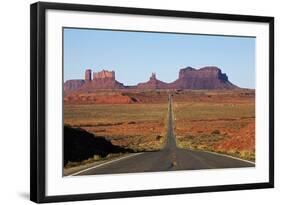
xmin=64 ymin=66 xmax=239 ymax=93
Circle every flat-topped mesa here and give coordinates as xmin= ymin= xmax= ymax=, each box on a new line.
xmin=64 ymin=79 xmax=85 ymax=93
xmin=93 ymin=70 xmax=115 ymax=80
xmin=173 ymin=66 xmax=236 ymax=89
xmin=64 ymin=66 xmax=239 ymax=93
xmin=79 ymin=69 xmax=125 ymax=90
xmin=179 ymin=66 xmax=227 ymax=80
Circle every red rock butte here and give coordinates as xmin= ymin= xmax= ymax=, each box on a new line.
xmin=64 ymin=66 xmax=239 ymax=93
xmin=93 ymin=70 xmax=115 ymax=80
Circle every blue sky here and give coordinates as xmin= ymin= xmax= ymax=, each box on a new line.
xmin=64 ymin=28 xmax=255 ymax=88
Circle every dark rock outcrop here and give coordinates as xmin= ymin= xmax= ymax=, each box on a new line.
xmin=64 ymin=125 xmax=131 ymax=165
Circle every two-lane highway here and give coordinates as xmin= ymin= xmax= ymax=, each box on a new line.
xmin=72 ymin=94 xmax=254 ymax=176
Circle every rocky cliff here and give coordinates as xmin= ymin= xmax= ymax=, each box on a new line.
xmin=79 ymin=78 xmax=125 ymax=91
xmin=169 ymin=66 xmax=237 ymax=89
xmin=64 ymin=70 xmax=125 ymax=93
xmin=64 ymin=66 xmax=238 ymax=93
xmin=64 ymin=80 xmax=85 ymax=93
xmin=93 ymin=70 xmax=115 ymax=80
xmin=136 ymin=73 xmax=170 ymax=89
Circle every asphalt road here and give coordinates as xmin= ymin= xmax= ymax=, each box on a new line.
xmin=75 ymin=95 xmax=254 ymax=176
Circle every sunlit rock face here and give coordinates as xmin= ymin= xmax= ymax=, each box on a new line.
xmin=169 ymin=66 xmax=237 ymax=89
xmin=64 ymin=66 xmax=238 ymax=93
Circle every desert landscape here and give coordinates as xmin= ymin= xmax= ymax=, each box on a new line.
xmin=63 ymin=66 xmax=255 ymax=175
xmin=173 ymin=90 xmax=255 ymax=161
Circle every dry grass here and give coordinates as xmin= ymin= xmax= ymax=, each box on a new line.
xmin=65 ymin=153 xmax=123 ymax=169
xmin=64 ymin=103 xmax=168 ymax=151
xmin=174 ymin=91 xmax=255 ymax=161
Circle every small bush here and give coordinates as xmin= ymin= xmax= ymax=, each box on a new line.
xmin=211 ymin=130 xmax=220 ymax=135
xmin=156 ymin=135 xmax=162 ymax=140
xmin=94 ymin=155 xmax=101 ymax=161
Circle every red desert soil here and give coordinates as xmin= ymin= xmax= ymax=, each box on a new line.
xmin=64 ymin=89 xmax=254 ymax=104
xmin=64 ymin=90 xmax=171 ymax=104
xmin=173 ymin=92 xmax=255 ymax=161
xmin=64 ymin=89 xmax=255 ymax=160
xmin=213 ymin=121 xmax=255 ymax=154
xmin=64 ymin=92 xmax=135 ymax=104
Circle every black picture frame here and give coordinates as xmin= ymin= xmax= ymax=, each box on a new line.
xmin=30 ymin=1 xmax=274 ymax=203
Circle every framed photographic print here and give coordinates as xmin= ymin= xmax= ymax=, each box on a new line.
xmin=30 ymin=2 xmax=274 ymax=203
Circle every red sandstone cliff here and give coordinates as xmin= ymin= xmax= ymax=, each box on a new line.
xmin=136 ymin=73 xmax=170 ymax=89
xmin=64 ymin=66 xmax=239 ymax=93
xmin=64 ymin=80 xmax=85 ymax=93
xmin=168 ymin=66 xmax=238 ymax=89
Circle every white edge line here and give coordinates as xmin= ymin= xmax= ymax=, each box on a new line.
xmin=202 ymin=150 xmax=256 ymax=165
xmin=68 ymin=152 xmax=144 ymax=176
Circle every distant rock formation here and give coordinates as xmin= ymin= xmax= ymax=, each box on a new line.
xmin=64 ymin=79 xmax=85 ymax=93
xmin=136 ymin=73 xmax=170 ymax=89
xmin=64 ymin=69 xmax=125 ymax=93
xmin=80 ymin=78 xmax=125 ymax=90
xmin=64 ymin=66 xmax=238 ymax=93
xmin=85 ymin=69 xmax=92 ymax=81
xmin=169 ymin=66 xmax=238 ymax=89
xmin=80 ymin=69 xmax=125 ymax=91
xmin=93 ymin=70 xmax=115 ymax=80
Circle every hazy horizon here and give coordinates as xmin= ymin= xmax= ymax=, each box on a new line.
xmin=64 ymin=28 xmax=256 ymax=89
